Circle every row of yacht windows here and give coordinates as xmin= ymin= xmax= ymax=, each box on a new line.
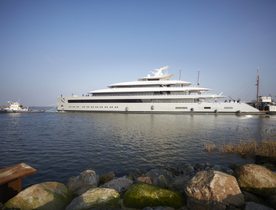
xmin=69 ymin=106 xmax=119 ymax=109
xmin=110 ymin=84 xmax=189 ymax=88
xmin=92 ymin=91 xmax=197 ymax=96
xmin=67 ymin=106 xmax=234 ymax=110
xmin=68 ymin=99 xmax=196 ymax=103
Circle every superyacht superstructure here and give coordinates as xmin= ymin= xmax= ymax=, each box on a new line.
xmin=57 ymin=66 xmax=259 ymax=113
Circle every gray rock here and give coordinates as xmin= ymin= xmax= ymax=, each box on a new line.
xmin=169 ymin=175 xmax=191 ymax=193
xmin=243 ymin=191 xmax=264 ymax=203
xmin=99 ymin=171 xmax=116 ymax=185
xmin=67 ymin=169 xmax=99 ymax=195
xmin=4 ymin=182 xmax=72 ymax=210
xmin=143 ymin=207 xmax=175 ymax=210
xmin=267 ymin=195 xmax=276 ymax=209
xmin=194 ymin=163 xmax=206 ymax=172
xmin=245 ymin=202 xmax=274 ymax=210
xmin=186 ymin=170 xmax=244 ymax=210
xmin=174 ymin=163 xmax=195 ymax=176
xmin=145 ymin=168 xmax=173 ymax=188
xmin=65 ymin=187 xmax=120 ymax=210
xmin=177 ymin=207 xmax=189 ymax=210
xmin=101 ymin=176 xmax=133 ymax=193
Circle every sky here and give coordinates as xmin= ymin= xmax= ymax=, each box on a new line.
xmin=0 ymin=0 xmax=276 ymax=106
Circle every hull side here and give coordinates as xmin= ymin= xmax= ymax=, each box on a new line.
xmin=57 ymin=97 xmax=259 ymax=114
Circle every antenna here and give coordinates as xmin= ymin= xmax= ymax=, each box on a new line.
xmin=179 ymin=69 xmax=182 ymax=80
xmin=256 ymin=68 xmax=260 ymax=103
xmin=197 ymin=71 xmax=200 ymax=86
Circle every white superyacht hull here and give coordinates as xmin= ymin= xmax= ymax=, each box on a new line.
xmin=57 ymin=98 xmax=259 ymax=114
xmin=57 ymin=67 xmax=260 ymax=114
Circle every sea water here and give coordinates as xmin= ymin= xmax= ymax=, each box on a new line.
xmin=0 ymin=112 xmax=275 ymax=186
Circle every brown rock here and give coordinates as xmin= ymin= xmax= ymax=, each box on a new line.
xmin=137 ymin=176 xmax=152 ymax=184
xmin=185 ymin=170 xmax=244 ymax=210
xmin=236 ymin=164 xmax=276 ymax=196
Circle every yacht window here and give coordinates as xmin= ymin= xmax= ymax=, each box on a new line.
xmin=175 ymin=107 xmax=188 ymax=109
xmin=204 ymin=107 xmax=211 ymax=109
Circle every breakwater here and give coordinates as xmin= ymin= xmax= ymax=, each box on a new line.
xmin=2 ymin=162 xmax=276 ymax=210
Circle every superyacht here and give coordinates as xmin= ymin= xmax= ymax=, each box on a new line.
xmin=57 ymin=66 xmax=259 ymax=114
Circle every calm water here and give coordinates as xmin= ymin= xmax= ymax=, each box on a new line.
xmin=1 ymin=112 xmax=276 ymax=186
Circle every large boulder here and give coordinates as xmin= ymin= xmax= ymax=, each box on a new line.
xmin=4 ymin=182 xmax=71 ymax=210
xmin=185 ymin=170 xmax=244 ymax=210
xmin=101 ymin=176 xmax=133 ymax=193
xmin=123 ymin=183 xmax=183 ymax=209
xmin=235 ymin=164 xmax=276 ymax=196
xmin=67 ymin=169 xmax=99 ymax=195
xmin=65 ymin=187 xmax=120 ymax=210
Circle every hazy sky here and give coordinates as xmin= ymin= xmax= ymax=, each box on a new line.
xmin=0 ymin=0 xmax=275 ymax=106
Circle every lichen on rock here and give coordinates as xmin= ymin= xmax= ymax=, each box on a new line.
xmin=123 ymin=183 xmax=183 ymax=209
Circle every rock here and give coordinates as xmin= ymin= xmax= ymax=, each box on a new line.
xmin=4 ymin=182 xmax=71 ymax=210
xmin=99 ymin=171 xmax=116 ymax=185
xmin=174 ymin=163 xmax=194 ymax=176
xmin=267 ymin=195 xmax=276 ymax=209
xmin=169 ymin=174 xmax=191 ymax=193
xmin=123 ymin=183 xmax=183 ymax=209
xmin=242 ymin=191 xmax=264 ymax=203
xmin=67 ymin=169 xmax=99 ymax=195
xmin=101 ymin=176 xmax=133 ymax=193
xmin=178 ymin=207 xmax=189 ymax=210
xmin=245 ymin=202 xmax=274 ymax=210
xmin=145 ymin=169 xmax=173 ymax=188
xmin=185 ymin=170 xmax=244 ymax=210
xmin=128 ymin=168 xmax=146 ymax=180
xmin=194 ymin=163 xmax=206 ymax=172
xmin=235 ymin=164 xmax=276 ymax=196
xmin=137 ymin=176 xmax=152 ymax=184
xmin=143 ymin=207 xmax=175 ymax=210
xmin=65 ymin=187 xmax=120 ymax=210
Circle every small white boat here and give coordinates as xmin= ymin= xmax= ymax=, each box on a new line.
xmin=255 ymin=96 xmax=276 ymax=115
xmin=4 ymin=102 xmax=29 ymax=113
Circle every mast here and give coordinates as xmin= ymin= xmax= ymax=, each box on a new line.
xmin=256 ymin=69 xmax=260 ymax=102
xmin=197 ymin=71 xmax=200 ymax=86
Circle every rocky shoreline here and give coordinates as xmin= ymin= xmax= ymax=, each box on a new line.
xmin=1 ymin=163 xmax=276 ymax=210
